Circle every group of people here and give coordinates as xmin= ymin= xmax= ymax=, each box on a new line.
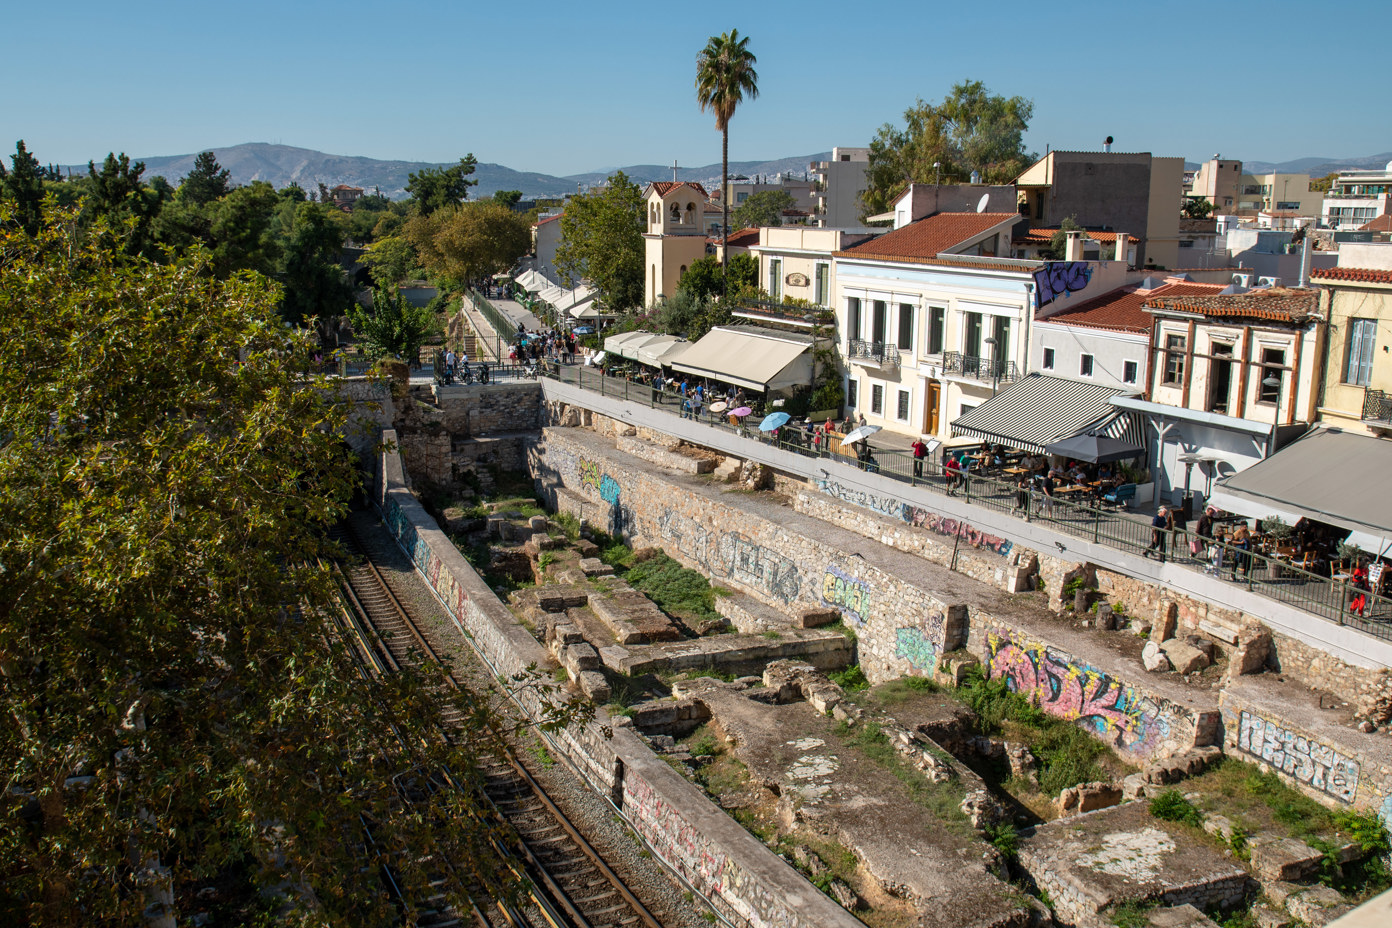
xmin=509 ymin=325 xmax=577 ymax=365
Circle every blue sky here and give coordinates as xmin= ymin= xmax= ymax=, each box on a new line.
xmin=4 ymin=0 xmax=1388 ymax=176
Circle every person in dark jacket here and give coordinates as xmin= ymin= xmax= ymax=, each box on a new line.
xmin=1144 ymin=507 xmax=1172 ymax=562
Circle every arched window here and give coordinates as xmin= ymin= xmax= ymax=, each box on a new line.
xmin=671 ymin=203 xmax=681 ymax=220
xmin=680 ymin=265 xmax=687 ymax=276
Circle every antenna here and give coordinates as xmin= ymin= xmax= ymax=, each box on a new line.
xmin=976 ymin=193 xmax=989 ymax=213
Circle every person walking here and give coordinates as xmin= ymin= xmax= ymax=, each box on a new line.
xmin=1231 ymin=523 xmax=1252 ymax=579
xmin=1144 ymin=507 xmax=1172 ymax=562
xmin=911 ymin=437 xmax=928 ymax=480
xmin=1013 ymin=473 xmax=1031 ymax=518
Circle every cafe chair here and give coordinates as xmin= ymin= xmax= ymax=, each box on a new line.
xmin=1101 ymin=483 xmax=1137 ymax=510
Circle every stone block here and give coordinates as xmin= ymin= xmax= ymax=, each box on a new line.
xmin=1185 ymin=635 xmax=1216 ymax=661
xmin=1202 ymin=814 xmax=1237 ymax=843
xmin=1156 ymin=599 xmax=1179 ymax=641
xmin=1122 ymin=772 xmax=1149 ymax=800
xmin=1055 ymin=781 xmax=1122 ymax=816
xmin=561 ymin=642 xmax=601 ymax=676
xmin=1262 ymin=881 xmax=1303 ymax=906
xmin=629 ymin=701 xmax=678 ymax=731
xmin=528 ymin=515 xmax=548 ymax=533
xmin=1143 ymin=640 xmax=1172 ymax=672
xmin=576 ymin=539 xmax=599 ymax=558
xmin=577 ymin=671 xmax=611 ymax=703
xmin=1161 ymin=639 xmax=1209 ymax=675
xmin=1097 ymin=604 xmax=1116 ymax=630
xmin=805 ymin=682 xmax=843 ymax=715
xmin=579 ymin=557 xmax=614 ymax=577
xmin=796 ymin=607 xmax=840 ymax=629
xmin=1284 ymin=886 xmax=1351 ymax=927
xmin=1198 ymin=619 xmax=1240 ymax=645
xmin=1250 ymin=836 xmax=1325 ymax=882
xmin=1251 ymin=904 xmax=1291 ymax=928
xmin=552 ymin=623 xmax=586 ymax=645
xmin=1147 ymin=904 xmax=1218 ymax=928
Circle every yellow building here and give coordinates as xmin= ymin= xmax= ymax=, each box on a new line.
xmin=642 ymin=182 xmax=714 ymax=307
xmin=1311 ymin=267 xmax=1392 ymax=435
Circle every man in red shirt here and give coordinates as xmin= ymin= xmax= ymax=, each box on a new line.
xmin=910 ymin=438 xmax=927 ymax=479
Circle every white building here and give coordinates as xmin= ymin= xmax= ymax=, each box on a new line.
xmin=809 ymin=148 xmax=870 ymax=228
xmin=642 ymin=182 xmax=715 ymax=306
xmin=1322 ymin=162 xmax=1392 ymax=231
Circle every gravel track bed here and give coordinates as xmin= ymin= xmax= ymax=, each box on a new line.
xmin=346 ymin=511 xmax=710 ymax=928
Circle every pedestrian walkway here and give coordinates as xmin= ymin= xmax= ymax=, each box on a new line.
xmin=489 ymin=297 xmax=543 ymax=334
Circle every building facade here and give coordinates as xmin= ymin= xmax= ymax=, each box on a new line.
xmin=642 ymin=182 xmax=713 ymax=307
xmin=1322 ymin=162 xmax=1392 ymax=231
xmin=809 ymin=147 xmax=871 ymax=228
xmin=1311 ymin=266 xmax=1392 ymax=435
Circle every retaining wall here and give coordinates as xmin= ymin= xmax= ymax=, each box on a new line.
xmin=374 ymin=431 xmax=864 ymax=928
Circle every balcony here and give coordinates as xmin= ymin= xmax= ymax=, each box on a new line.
xmin=731 ymin=299 xmax=834 ymax=329
xmin=1363 ymin=389 xmax=1392 ymax=425
xmin=942 ymin=351 xmax=1018 ymax=383
xmin=847 ymin=339 xmax=901 ymax=368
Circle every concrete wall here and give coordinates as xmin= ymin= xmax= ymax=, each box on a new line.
xmin=373 ymin=430 xmax=864 ymax=928
xmin=1031 ymin=321 xmax=1148 ymax=390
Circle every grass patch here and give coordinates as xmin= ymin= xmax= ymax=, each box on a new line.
xmin=619 ymin=551 xmax=720 ymax=624
xmin=538 ymin=551 xmax=556 ymax=569
xmin=829 ymin=665 xmax=869 ymax=693
xmin=869 ymin=675 xmax=939 ymax=706
xmin=1107 ymin=899 xmax=1157 ymax=928
xmin=553 ymin=511 xmax=582 ymax=542
xmin=828 ymin=621 xmax=858 ymax=641
xmin=1149 ymin=790 xmax=1203 ymax=827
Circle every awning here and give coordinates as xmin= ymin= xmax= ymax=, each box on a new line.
xmin=514 ymin=269 xmax=552 ymax=292
xmin=603 ymin=331 xmax=665 ymax=361
xmin=668 ymin=326 xmax=814 ymax=392
xmin=1211 ymin=428 xmax=1392 ymax=542
xmin=536 ymin=285 xmax=568 ymax=305
xmin=553 ymin=286 xmax=595 ymax=314
xmin=950 ymin=374 xmax=1139 ymax=453
xmin=636 ymin=335 xmax=690 ymax=367
xmin=1205 ymin=490 xmax=1310 ymax=528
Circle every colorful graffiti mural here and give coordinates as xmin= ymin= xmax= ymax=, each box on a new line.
xmin=894 ymin=626 xmax=939 ymax=671
xmin=821 ymin=564 xmax=870 ymax=626
xmin=903 ymin=506 xmax=1013 ymax=557
xmin=1033 ymin=261 xmax=1093 ymax=307
xmin=599 ymin=474 xmax=621 ymax=505
xmin=984 ymin=628 xmax=1171 ymax=756
xmin=382 ymin=495 xmax=470 ymax=623
xmin=1235 ymin=710 xmax=1360 ymax=804
xmin=655 ymin=508 xmax=803 ymax=604
xmin=817 ymin=479 xmax=902 ymax=518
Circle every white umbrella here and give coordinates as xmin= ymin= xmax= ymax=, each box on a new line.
xmin=841 ymin=424 xmax=882 ymax=445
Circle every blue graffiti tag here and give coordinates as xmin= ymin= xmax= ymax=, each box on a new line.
xmin=599 ymin=474 xmax=621 ymax=505
xmin=1033 ymin=261 xmax=1093 ymax=307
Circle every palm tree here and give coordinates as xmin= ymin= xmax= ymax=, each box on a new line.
xmin=695 ymin=29 xmax=759 ymax=296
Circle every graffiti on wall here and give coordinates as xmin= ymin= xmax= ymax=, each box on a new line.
xmin=655 ymin=509 xmax=803 ymax=604
xmin=599 ymin=474 xmax=622 ymax=505
xmin=1235 ymin=710 xmax=1360 ymax=804
xmin=821 ymin=564 xmax=870 ymax=626
xmin=1033 ymin=261 xmax=1093 ymax=308
xmin=895 ymin=624 xmax=941 ymax=670
xmin=984 ymin=628 xmax=1171 ymax=756
xmin=578 ymin=456 xmax=603 ymax=494
xmin=382 ymin=495 xmax=470 ymax=623
xmin=817 ymin=479 xmax=902 ymax=518
xmin=903 ymin=506 xmax=1014 ymax=557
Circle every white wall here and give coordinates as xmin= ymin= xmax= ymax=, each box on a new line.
xmin=1032 ymin=321 xmax=1147 ymax=391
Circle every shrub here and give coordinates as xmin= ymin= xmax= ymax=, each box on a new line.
xmin=829 ymin=665 xmax=869 ymax=693
xmin=623 ymin=552 xmax=719 ymax=623
xmin=1150 ymin=790 xmax=1203 ymax=827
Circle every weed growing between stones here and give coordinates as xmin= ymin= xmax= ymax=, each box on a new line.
xmin=1106 ymin=899 xmax=1157 ymax=928
xmin=620 ymin=553 xmax=721 ymax=625
xmin=1149 ymin=790 xmax=1204 ymax=827
xmin=828 ymin=665 xmax=869 ymax=693
xmin=868 ymin=676 xmax=938 ymax=706
xmin=833 ymin=720 xmax=971 ymax=833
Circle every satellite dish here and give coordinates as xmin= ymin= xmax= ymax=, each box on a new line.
xmin=976 ymin=193 xmax=989 ymax=213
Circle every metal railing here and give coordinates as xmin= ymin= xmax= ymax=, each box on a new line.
xmin=732 ymin=300 xmax=834 ymax=327
xmin=1363 ymin=389 xmax=1392 ymax=424
xmin=540 ymin=360 xmax=1392 ymax=643
xmin=942 ymin=352 xmax=1018 ymax=382
xmin=847 ymin=339 xmax=901 ymax=367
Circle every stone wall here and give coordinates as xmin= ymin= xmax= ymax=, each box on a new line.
xmin=531 ymin=430 xmax=971 ymax=685
xmin=374 ymin=431 xmax=864 ymax=928
xmin=435 ymin=382 xmax=545 ymax=437
xmin=969 ymin=619 xmax=1218 ymax=761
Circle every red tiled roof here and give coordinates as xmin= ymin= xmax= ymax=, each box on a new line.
xmin=1310 ymin=267 xmax=1392 ymax=285
xmin=534 ymin=214 xmax=563 ymax=226
xmin=834 ymin=212 xmax=1018 ymax=261
xmin=1144 ymin=287 xmax=1319 ymax=322
xmin=709 ymin=227 xmax=761 ymax=248
xmin=332 ymin=184 xmax=364 ymax=192
xmin=1041 ymin=279 xmax=1226 ymax=333
xmin=1358 ymin=214 xmax=1392 ymax=232
xmin=648 ymin=181 xmax=709 ymax=198
xmin=1015 ymin=227 xmax=1127 ymax=244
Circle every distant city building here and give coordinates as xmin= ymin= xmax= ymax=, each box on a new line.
xmin=809 ymin=147 xmax=871 ymax=228
xmin=531 ymin=212 xmax=564 ymax=285
xmin=1236 ymin=171 xmax=1320 ymax=216
xmin=1311 ymin=265 xmax=1392 ymax=436
xmin=722 ymin=175 xmax=816 ymax=221
xmin=1322 ymin=161 xmax=1392 ymax=231
xmin=1185 ymin=156 xmax=1244 ymax=213
xmin=331 ymin=184 xmax=364 ymax=210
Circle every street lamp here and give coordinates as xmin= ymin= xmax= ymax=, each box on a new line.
xmin=934 ymin=161 xmax=941 ymax=186
xmin=984 ymin=336 xmax=1000 ymax=396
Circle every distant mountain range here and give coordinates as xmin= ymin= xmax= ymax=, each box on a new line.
xmin=60 ymin=143 xmax=832 ymax=200
xmin=62 ymin=143 xmax=1391 ymax=200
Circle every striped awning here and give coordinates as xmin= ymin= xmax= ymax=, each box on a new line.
xmin=950 ymin=374 xmax=1140 ymax=453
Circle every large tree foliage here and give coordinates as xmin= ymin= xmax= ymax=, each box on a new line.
xmin=861 ymin=80 xmax=1034 ymax=218
xmin=695 ymin=29 xmax=759 ymax=290
xmin=359 ymin=234 xmax=420 ymax=287
xmin=406 ymin=156 xmax=479 ymax=215
xmin=732 ymin=189 xmax=795 ymax=229
xmin=403 ymin=199 xmax=530 ymax=285
xmin=349 ymin=285 xmax=440 ymax=362
xmin=676 ymin=253 xmax=756 ymax=302
xmin=277 ymin=200 xmax=355 ymax=325
xmin=2 ymin=140 xmax=46 ymax=235
xmin=178 ymin=151 xmax=233 ymax=206
xmin=0 ymin=203 xmax=552 ymax=925
xmin=555 ymin=171 xmax=645 ymax=311
xmin=84 ymin=152 xmax=167 ymax=255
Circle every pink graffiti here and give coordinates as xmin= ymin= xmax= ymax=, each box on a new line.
xmin=907 ymin=508 xmax=1014 ymax=557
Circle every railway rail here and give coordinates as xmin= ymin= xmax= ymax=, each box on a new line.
xmin=327 ymin=518 xmax=663 ymax=928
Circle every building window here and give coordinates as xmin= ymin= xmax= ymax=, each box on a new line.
xmin=1178 ymin=240 xmax=1195 ymax=249
xmin=847 ymin=379 xmax=857 ymax=411
xmin=872 ymin=300 xmax=887 ymax=345
xmin=964 ymin=312 xmax=983 ymax=358
xmin=897 ymin=303 xmax=914 ymax=351
xmin=846 ymin=297 xmax=861 ymax=343
xmin=1042 ymin=347 xmax=1055 ymax=370
xmin=1258 ymin=347 xmax=1286 ymax=403
xmin=1162 ymin=334 xmax=1186 ymax=385
xmin=897 ymin=390 xmax=910 ymax=420
xmin=871 ymin=384 xmax=884 ymax=415
xmin=1346 ymin=318 xmax=1377 ymax=386
xmin=1123 ymin=360 xmax=1138 ymax=384
xmin=959 ymin=403 xmax=976 ymax=417
xmin=927 ymin=306 xmax=945 ymax=354
xmin=815 ymin=263 xmax=830 ymax=306
xmin=1080 ymin=354 xmax=1095 ymax=377
xmin=768 ymin=259 xmax=782 ymax=302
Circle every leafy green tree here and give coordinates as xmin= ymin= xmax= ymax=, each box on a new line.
xmin=178 ymin=151 xmax=233 ymax=206
xmin=278 ymin=200 xmax=354 ymax=326
xmin=84 ymin=153 xmax=166 ymax=255
xmin=732 ymin=189 xmax=795 ymax=229
xmin=205 ymin=181 xmax=282 ymax=278
xmin=555 ymin=171 xmax=645 ymax=310
xmin=1 ymin=140 xmax=46 ymax=235
xmin=492 ymin=189 xmax=524 ymax=208
xmin=359 ymin=234 xmax=420 ymax=287
xmin=727 ymin=251 xmax=758 ymax=293
xmin=696 ymin=29 xmax=759 ymax=290
xmin=349 ymin=285 xmax=440 ymax=362
xmin=403 ymin=200 xmax=530 ymax=286
xmin=1309 ymin=172 xmax=1338 ymax=194
xmin=1039 ymin=216 xmax=1083 ymax=260
xmin=676 ymin=252 xmax=756 ymax=302
xmin=861 ymin=80 xmax=1034 ymax=218
xmin=0 ymin=202 xmax=562 ymax=925
xmin=407 ymin=155 xmax=479 ymax=215
xmin=1183 ymin=197 xmax=1214 ymax=219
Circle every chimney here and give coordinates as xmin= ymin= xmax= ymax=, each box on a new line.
xmin=1299 ymin=236 xmax=1312 ymax=288
xmin=1065 ymin=231 xmax=1085 ymax=262
xmin=1114 ymin=233 xmax=1129 ymax=266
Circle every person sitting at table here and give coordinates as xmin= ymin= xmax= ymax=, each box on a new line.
xmin=1098 ymin=463 xmax=1114 ymax=481
xmin=1350 ymin=560 xmax=1371 ymax=617
xmin=991 ymin=447 xmax=1006 ymax=468
xmin=945 ymin=454 xmax=964 ymax=494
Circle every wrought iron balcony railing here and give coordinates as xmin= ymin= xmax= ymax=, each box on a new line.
xmin=847 ymin=339 xmax=901 ymax=368
xmin=731 ymin=300 xmax=834 ymax=328
xmin=1363 ymin=389 xmax=1392 ymax=424
xmin=942 ymin=351 xmax=1017 ymax=382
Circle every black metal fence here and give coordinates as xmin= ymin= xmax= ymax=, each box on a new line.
xmin=546 ymin=361 xmax=1392 ymax=642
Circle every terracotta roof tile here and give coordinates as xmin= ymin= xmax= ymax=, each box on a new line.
xmin=648 ymin=181 xmax=709 ymax=198
xmin=834 ymin=212 xmax=1019 ymax=261
xmin=1015 ymin=227 xmax=1126 ymax=244
xmin=710 ymin=227 xmax=761 ymax=248
xmin=534 ymin=214 xmax=563 ymax=226
xmin=1357 ymin=214 xmax=1392 ymax=233
xmin=1310 ymin=267 xmax=1392 ymax=285
xmin=1041 ymin=279 xmax=1226 ymax=333
xmin=1144 ymin=287 xmax=1319 ymax=322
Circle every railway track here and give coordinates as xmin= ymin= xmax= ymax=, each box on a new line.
xmin=328 ymin=517 xmax=663 ymax=928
